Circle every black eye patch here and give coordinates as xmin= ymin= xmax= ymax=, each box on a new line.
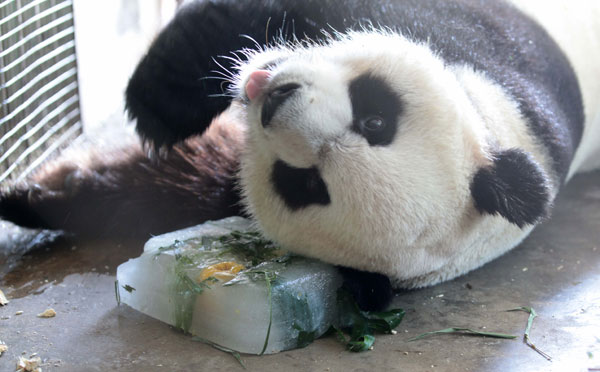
xmin=349 ymin=74 xmax=402 ymax=146
xmin=271 ymin=160 xmax=330 ymax=210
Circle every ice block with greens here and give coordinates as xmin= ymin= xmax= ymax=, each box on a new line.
xmin=115 ymin=217 xmax=344 ymax=354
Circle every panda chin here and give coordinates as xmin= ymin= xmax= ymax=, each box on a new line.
xmin=270 ymin=159 xmax=331 ymax=210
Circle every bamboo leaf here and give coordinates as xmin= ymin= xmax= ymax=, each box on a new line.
xmin=508 ymin=306 xmax=552 ymax=361
xmin=114 ymin=280 xmax=120 ymax=306
xmin=122 ymin=284 xmax=136 ymax=293
xmin=258 ymin=271 xmax=276 ymax=355
xmin=347 ymin=334 xmax=375 ymax=352
xmin=335 ymin=289 xmax=405 ymax=352
xmin=193 ymin=337 xmax=246 ymax=369
xmin=362 ymin=308 xmax=406 ymax=333
xmin=408 ymin=327 xmax=517 ymax=342
xmin=330 ymin=325 xmax=348 ymax=344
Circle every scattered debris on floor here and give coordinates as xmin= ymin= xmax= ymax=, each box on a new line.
xmin=16 ymin=356 xmax=42 ymax=372
xmin=0 ymin=289 xmax=8 ymax=306
xmin=0 ymin=341 xmax=7 ymax=356
xmin=37 ymin=308 xmax=56 ymax=318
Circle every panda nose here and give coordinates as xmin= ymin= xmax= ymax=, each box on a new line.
xmin=245 ymin=70 xmax=271 ymax=101
xmin=261 ymin=82 xmax=301 ymax=128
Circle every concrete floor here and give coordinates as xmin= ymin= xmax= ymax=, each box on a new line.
xmin=0 ymin=172 xmax=599 ymax=372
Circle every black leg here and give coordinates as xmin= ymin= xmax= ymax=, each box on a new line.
xmin=0 ymin=121 xmax=244 ymax=239
xmin=338 ymin=266 xmax=394 ymax=312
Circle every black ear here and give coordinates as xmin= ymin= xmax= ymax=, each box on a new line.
xmin=470 ymin=149 xmax=551 ymax=228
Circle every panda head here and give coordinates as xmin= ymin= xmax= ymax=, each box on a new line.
xmin=233 ymin=31 xmax=552 ymax=287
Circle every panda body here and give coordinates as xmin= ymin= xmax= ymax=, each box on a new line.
xmin=228 ymin=0 xmax=600 ymax=287
xmin=1 ymin=0 xmax=599 ymax=291
xmin=511 ymin=0 xmax=600 ymax=177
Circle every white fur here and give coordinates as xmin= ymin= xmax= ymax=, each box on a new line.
xmin=231 ymin=12 xmax=599 ymax=287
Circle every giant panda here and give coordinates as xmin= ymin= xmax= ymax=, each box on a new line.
xmin=1 ymin=0 xmax=599 ymax=310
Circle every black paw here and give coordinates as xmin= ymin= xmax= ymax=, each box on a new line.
xmin=0 ymin=185 xmax=48 ymax=229
xmin=338 ymin=266 xmax=394 ymax=312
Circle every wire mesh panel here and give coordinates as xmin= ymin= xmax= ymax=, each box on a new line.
xmin=0 ymin=0 xmax=82 ymax=184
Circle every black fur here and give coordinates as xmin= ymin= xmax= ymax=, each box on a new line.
xmin=127 ymin=0 xmax=583 ymax=182
xmin=261 ymin=83 xmax=302 ymax=128
xmin=271 ymin=160 xmax=330 ymax=210
xmin=349 ymin=74 xmax=403 ymax=146
xmin=470 ymin=149 xmax=551 ymax=228
xmin=338 ymin=266 xmax=394 ymax=311
xmin=0 ymin=126 xmax=244 ymax=239
xmin=0 ymin=186 xmax=51 ymax=230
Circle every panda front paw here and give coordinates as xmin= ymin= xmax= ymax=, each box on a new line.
xmin=338 ymin=266 xmax=394 ymax=312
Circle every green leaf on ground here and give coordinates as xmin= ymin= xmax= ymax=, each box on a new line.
xmin=193 ymin=336 xmax=246 ymax=369
xmin=508 ymin=306 xmax=552 ymax=361
xmin=335 ymin=289 xmax=405 ymax=352
xmin=408 ymin=327 xmax=516 ymax=342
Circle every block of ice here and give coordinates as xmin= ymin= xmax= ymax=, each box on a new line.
xmin=116 ymin=217 xmax=344 ymax=354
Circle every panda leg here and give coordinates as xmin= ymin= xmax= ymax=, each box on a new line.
xmin=0 ymin=116 xmax=244 ymax=240
xmin=338 ymin=266 xmax=394 ymax=311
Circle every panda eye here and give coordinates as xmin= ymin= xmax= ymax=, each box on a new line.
xmin=349 ymin=74 xmax=402 ymax=147
xmin=361 ymin=116 xmax=386 ymax=132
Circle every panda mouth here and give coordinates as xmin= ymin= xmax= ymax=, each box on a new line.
xmin=270 ymin=160 xmax=331 ymax=210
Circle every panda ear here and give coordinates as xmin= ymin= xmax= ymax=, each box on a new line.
xmin=470 ymin=149 xmax=552 ymax=228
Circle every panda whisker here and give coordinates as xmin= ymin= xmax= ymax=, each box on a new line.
xmin=210 ymin=57 xmax=236 ymax=79
xmin=207 ymin=92 xmax=236 ymax=99
xmin=198 ymin=76 xmax=232 ymax=82
xmin=239 ymin=34 xmax=263 ymax=51
xmin=208 ymin=69 xmax=235 ymax=81
xmin=219 ymin=80 xmax=233 ymax=93
xmin=278 ymin=11 xmax=288 ymax=42
xmin=235 ymin=48 xmax=256 ymax=61
xmin=210 ymin=68 xmax=234 ymax=77
xmin=218 ymin=54 xmax=243 ymax=66
xmin=265 ymin=16 xmax=272 ymax=45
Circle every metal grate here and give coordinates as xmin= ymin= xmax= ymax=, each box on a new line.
xmin=0 ymin=0 xmax=82 ymax=184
